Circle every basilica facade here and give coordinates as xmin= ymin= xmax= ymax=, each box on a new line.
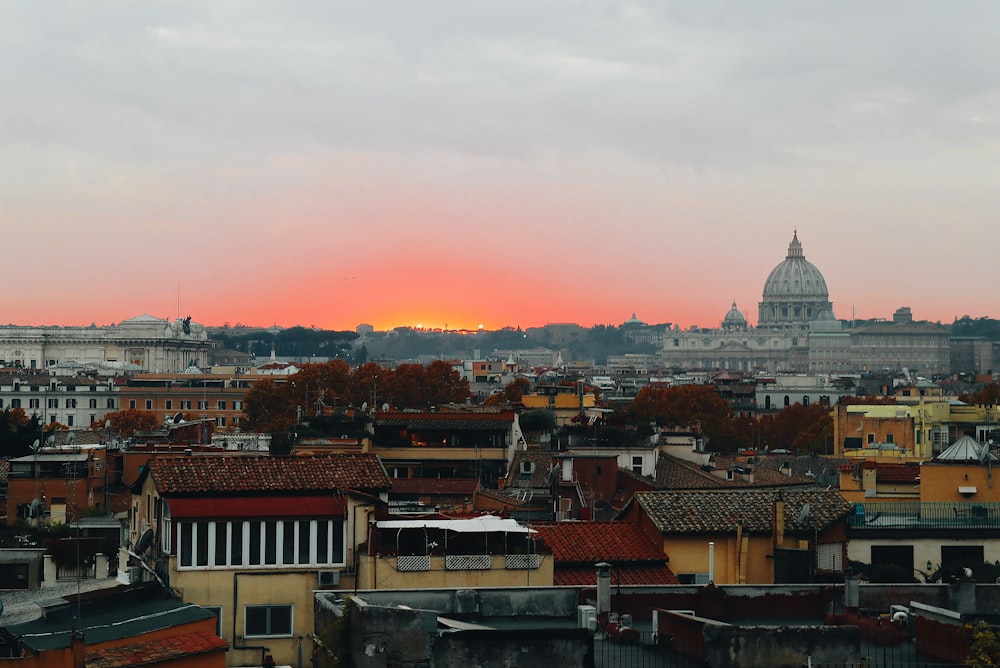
xmin=658 ymin=234 xmax=950 ymax=375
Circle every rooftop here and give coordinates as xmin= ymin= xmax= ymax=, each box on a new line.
xmin=146 ymin=453 xmax=391 ymax=495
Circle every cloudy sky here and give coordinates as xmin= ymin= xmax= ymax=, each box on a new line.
xmin=2 ymin=2 xmax=998 ymax=331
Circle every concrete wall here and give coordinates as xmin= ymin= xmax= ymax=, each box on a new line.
xmin=340 ymin=596 xmax=591 ymax=668
xmin=347 ymin=586 xmax=580 ymax=619
xmin=702 ymin=624 xmax=861 ymax=668
xmin=434 ymin=628 xmax=592 ymax=668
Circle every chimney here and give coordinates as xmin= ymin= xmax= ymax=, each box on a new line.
xmin=595 ymin=562 xmax=612 ymax=619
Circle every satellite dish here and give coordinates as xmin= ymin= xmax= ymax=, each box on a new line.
xmin=134 ymin=528 xmax=154 ymax=554
xmin=30 ymin=498 xmax=40 ymax=517
xmin=361 ymin=402 xmax=368 ymax=412
xmin=798 ymin=503 xmax=812 ymax=524
xmin=66 ymin=432 xmax=76 ymax=446
xmin=173 ymin=412 xmax=183 ymax=424
xmin=105 ymin=419 xmax=111 ymax=429
xmin=45 ymin=435 xmax=56 ymax=447
xmin=30 ymin=439 xmax=41 ymax=452
xmin=381 ymin=403 xmax=389 ymax=412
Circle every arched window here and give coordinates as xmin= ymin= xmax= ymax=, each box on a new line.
xmin=783 ymin=395 xmax=790 ymax=407
xmin=802 ymin=396 xmax=810 ymax=406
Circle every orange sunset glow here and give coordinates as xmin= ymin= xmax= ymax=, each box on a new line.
xmin=1 ymin=5 xmax=997 ymax=332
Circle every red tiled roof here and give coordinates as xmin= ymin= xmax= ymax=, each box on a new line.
xmin=876 ymin=462 xmax=920 ymax=482
xmin=554 ymin=565 xmax=680 ymax=587
xmin=149 ymin=453 xmax=391 ymax=495
xmin=634 ymin=489 xmax=852 ymax=535
xmin=85 ymin=631 xmax=228 ymax=667
xmin=531 ymin=522 xmax=667 ymax=564
xmin=390 ymin=478 xmax=479 ymax=495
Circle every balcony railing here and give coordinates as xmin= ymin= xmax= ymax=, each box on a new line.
xmin=388 ymin=553 xmax=541 ymax=572
xmin=848 ymin=502 xmax=1000 ymax=530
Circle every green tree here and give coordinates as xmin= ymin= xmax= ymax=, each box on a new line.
xmin=0 ymin=408 xmax=42 ymax=458
xmin=966 ymin=620 xmax=1000 ymax=666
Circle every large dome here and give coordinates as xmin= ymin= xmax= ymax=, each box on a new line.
xmin=758 ymin=232 xmax=833 ymax=330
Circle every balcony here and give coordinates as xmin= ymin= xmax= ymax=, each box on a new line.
xmin=848 ymin=502 xmax=1000 ymax=530
xmin=387 ymin=553 xmax=541 ymax=572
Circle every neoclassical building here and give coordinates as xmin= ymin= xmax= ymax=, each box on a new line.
xmin=660 ymin=233 xmax=825 ymax=372
xmin=0 ymin=314 xmax=212 ymax=373
xmin=659 ymin=234 xmax=950 ymax=375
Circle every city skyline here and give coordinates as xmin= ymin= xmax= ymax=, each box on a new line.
xmin=3 ymin=3 xmax=999 ymax=332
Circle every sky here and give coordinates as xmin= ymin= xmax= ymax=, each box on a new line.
xmin=2 ymin=2 xmax=999 ymax=332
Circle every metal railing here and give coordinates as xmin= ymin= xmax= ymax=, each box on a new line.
xmin=848 ymin=502 xmax=1000 ymax=530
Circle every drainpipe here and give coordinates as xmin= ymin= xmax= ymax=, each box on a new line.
xmin=708 ymin=542 xmax=715 ymax=584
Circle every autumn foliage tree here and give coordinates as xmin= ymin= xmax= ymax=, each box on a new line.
xmin=243 ymin=361 xmax=471 ymax=433
xmin=484 ymin=377 xmax=530 ymax=406
xmin=960 ymin=383 xmax=1000 ymax=405
xmin=627 ymin=384 xmax=738 ymax=448
xmin=757 ymin=402 xmax=834 ymax=454
xmin=101 ymin=409 xmax=160 ymax=439
xmin=243 ymin=379 xmax=297 ymax=433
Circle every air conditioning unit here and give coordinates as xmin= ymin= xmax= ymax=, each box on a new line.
xmin=317 ymin=570 xmax=341 ymax=588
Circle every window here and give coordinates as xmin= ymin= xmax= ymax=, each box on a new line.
xmin=233 ymin=401 xmax=243 ymax=411
xmin=29 ymin=398 xmax=40 ymax=409
xmin=107 ymin=399 xmax=115 ymax=409
xmin=66 ymin=398 xmax=77 ymax=408
xmin=181 ymin=400 xmax=191 ymax=410
xmin=216 ymin=416 xmax=226 ymax=427
xmin=10 ymin=399 xmax=20 ymax=408
xmin=129 ymin=400 xmax=137 ymax=409
xmin=89 ymin=398 xmax=97 ymax=409
xmin=67 ymin=416 xmax=74 ymax=427
xmin=631 ymin=456 xmax=643 ymax=475
xmin=886 ymin=434 xmax=894 ymax=444
xmin=871 ymin=545 xmax=913 ymax=573
xmin=218 ymin=400 xmax=226 ymax=410
xmin=176 ymin=519 xmax=346 ymax=569
xmin=145 ymin=400 xmax=153 ymax=410
xmin=165 ymin=400 xmax=173 ymax=410
xmin=867 ymin=433 xmax=875 ymax=445
xmin=199 ymin=400 xmax=209 ymax=410
xmin=48 ymin=398 xmax=58 ymax=409
xmin=941 ymin=545 xmax=984 ymax=571
xmin=245 ymin=605 xmax=292 ymax=638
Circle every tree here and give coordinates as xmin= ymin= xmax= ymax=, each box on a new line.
xmin=423 ymin=360 xmax=471 ymax=406
xmin=0 ymin=408 xmax=42 ymax=458
xmin=242 ymin=379 xmax=296 ymax=433
xmin=758 ymin=403 xmax=833 ymax=454
xmin=627 ymin=385 xmax=738 ymax=450
xmin=960 ymin=383 xmax=1000 ymax=405
xmin=102 ymin=409 xmax=159 ymax=439
xmin=485 ymin=377 xmax=530 ymax=406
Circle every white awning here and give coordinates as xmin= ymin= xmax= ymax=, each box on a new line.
xmin=376 ymin=515 xmax=535 ymax=534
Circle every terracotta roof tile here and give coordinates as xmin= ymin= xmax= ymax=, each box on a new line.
xmin=875 ymin=462 xmax=920 ymax=482
xmin=390 ymin=478 xmax=479 ymax=495
xmin=85 ymin=631 xmax=228 ymax=667
xmin=634 ymin=489 xmax=852 ymax=535
xmin=531 ymin=521 xmax=667 ymax=564
xmin=555 ymin=565 xmax=680 ymax=586
xmin=149 ymin=453 xmax=390 ymax=495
